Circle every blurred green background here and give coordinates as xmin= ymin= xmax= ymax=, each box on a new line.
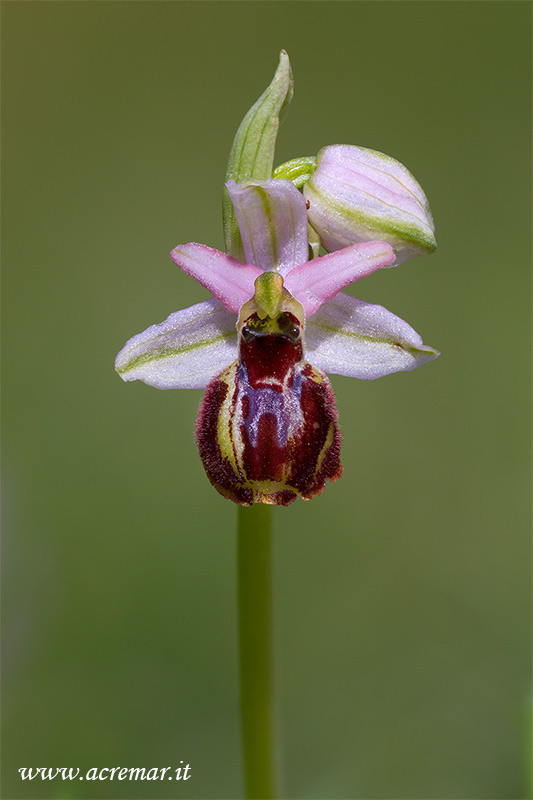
xmin=2 ymin=2 xmax=531 ymax=798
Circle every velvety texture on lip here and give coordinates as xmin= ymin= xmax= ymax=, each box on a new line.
xmin=195 ymin=311 xmax=342 ymax=506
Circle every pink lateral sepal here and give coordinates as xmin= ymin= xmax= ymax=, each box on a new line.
xmin=170 ymin=242 xmax=261 ymax=312
xmin=284 ymin=240 xmax=395 ymax=316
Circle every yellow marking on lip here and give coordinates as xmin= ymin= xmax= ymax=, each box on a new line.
xmin=215 ymin=362 xmax=242 ymax=478
xmin=314 ymin=421 xmax=336 ymax=477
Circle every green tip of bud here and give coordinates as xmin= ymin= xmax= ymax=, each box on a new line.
xmin=272 ymin=156 xmax=317 ymax=188
xmin=254 ymin=272 xmax=284 ymax=319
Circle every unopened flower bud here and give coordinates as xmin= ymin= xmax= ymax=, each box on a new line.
xmin=303 ymin=144 xmax=436 ymax=265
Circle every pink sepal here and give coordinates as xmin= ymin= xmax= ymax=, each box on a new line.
xmin=284 ymin=240 xmax=395 ymax=316
xmin=170 ymin=243 xmax=261 ymax=313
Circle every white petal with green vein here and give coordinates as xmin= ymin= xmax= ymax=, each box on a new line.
xmin=115 ymin=298 xmax=238 ymax=390
xmin=305 ymin=292 xmax=439 ymax=380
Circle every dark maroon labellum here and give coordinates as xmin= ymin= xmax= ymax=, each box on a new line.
xmin=196 ymin=308 xmax=342 ymax=505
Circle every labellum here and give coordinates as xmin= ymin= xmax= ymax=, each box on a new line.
xmin=196 ymin=274 xmax=342 ymax=506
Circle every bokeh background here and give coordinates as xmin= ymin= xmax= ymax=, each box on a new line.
xmin=2 ymin=2 xmax=531 ymax=799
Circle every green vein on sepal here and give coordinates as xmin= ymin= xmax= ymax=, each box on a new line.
xmin=314 ymin=322 xmax=439 ymax=358
xmin=305 ymin=184 xmax=437 ymax=253
xmin=116 ymin=330 xmax=237 ymax=374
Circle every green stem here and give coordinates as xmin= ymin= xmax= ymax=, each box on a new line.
xmin=237 ymin=504 xmax=279 ymax=799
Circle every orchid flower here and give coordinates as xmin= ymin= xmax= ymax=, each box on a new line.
xmin=116 ymin=178 xmax=439 ymax=505
xmin=115 ymin=51 xmax=439 ymax=506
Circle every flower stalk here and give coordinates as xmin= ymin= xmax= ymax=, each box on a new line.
xmin=238 ymin=505 xmax=279 ymax=799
